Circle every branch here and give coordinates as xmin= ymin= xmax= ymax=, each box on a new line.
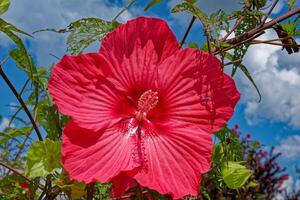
xmin=0 ymin=63 xmax=43 ymax=141
xmin=221 ymin=16 xmax=244 ymax=42
xmin=223 ymin=58 xmax=243 ymax=67
xmin=180 ymin=16 xmax=196 ymax=47
xmin=250 ymin=40 xmax=300 ymax=47
xmin=226 ymin=6 xmax=300 ymax=45
xmin=86 ymin=183 xmax=95 ymax=200
xmin=0 ymin=161 xmax=44 ymax=190
xmin=213 ymin=31 xmax=264 ymax=55
xmin=261 ymin=0 xmax=279 ymax=25
xmin=112 ymin=0 xmax=136 ymax=21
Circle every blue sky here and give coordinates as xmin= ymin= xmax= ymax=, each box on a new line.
xmin=1 ymin=0 xmax=300 ymax=192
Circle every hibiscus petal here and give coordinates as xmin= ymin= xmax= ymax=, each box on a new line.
xmin=156 ymin=48 xmax=240 ymax=133
xmin=111 ymin=173 xmax=137 ymax=197
xmin=49 ymin=53 xmax=134 ymax=131
xmin=134 ymin=121 xmax=212 ymax=199
xmin=99 ymin=17 xmax=179 ymax=93
xmin=62 ymin=119 xmax=141 ymax=183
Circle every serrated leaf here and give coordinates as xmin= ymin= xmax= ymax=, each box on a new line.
xmin=0 ymin=0 xmax=10 ymax=15
xmin=144 ymin=0 xmax=163 ymax=11
xmin=25 ymin=139 xmax=61 ymax=178
xmin=67 ymin=18 xmax=119 ymax=55
xmin=222 ymin=161 xmax=251 ymax=189
xmin=172 ymin=2 xmax=210 ymax=33
xmin=36 ymin=18 xmax=119 ymax=55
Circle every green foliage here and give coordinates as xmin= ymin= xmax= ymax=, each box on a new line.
xmin=35 ymin=18 xmax=119 ymax=55
xmin=54 ymin=171 xmax=86 ymax=199
xmin=25 ymin=139 xmax=61 ymax=178
xmin=288 ymin=0 xmax=297 ymax=9
xmin=93 ymin=182 xmax=112 ymax=200
xmin=281 ymin=22 xmax=298 ymax=35
xmin=65 ymin=18 xmax=119 ymax=55
xmin=172 ymin=2 xmax=210 ymax=35
xmin=0 ymin=18 xmax=36 ymax=84
xmin=144 ymin=0 xmax=163 ymax=11
xmin=0 ymin=0 xmax=10 ymax=15
xmin=0 ymin=127 xmax=31 ymax=145
xmin=222 ymin=161 xmax=251 ymax=189
xmin=0 ymin=175 xmax=30 ymax=200
xmin=188 ymin=42 xmax=199 ymax=49
xmin=225 ymin=52 xmax=262 ymax=101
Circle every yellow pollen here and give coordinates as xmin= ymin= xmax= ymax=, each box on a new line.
xmin=135 ymin=90 xmax=159 ymax=121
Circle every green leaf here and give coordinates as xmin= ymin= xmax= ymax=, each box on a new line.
xmin=0 ymin=19 xmax=35 ymax=79
xmin=281 ymin=23 xmax=297 ymax=35
xmin=222 ymin=161 xmax=251 ymax=189
xmin=0 ymin=18 xmax=32 ymax=37
xmin=25 ymin=139 xmax=61 ymax=178
xmin=9 ymin=48 xmax=32 ymax=72
xmin=144 ymin=0 xmax=163 ymax=11
xmin=188 ymin=42 xmax=199 ymax=49
xmin=172 ymin=2 xmax=210 ymax=34
xmin=237 ymin=63 xmax=262 ymax=102
xmin=54 ymin=172 xmax=86 ymax=199
xmin=0 ymin=0 xmax=10 ymax=15
xmin=0 ymin=127 xmax=31 ymax=145
xmin=36 ymin=18 xmax=119 ymax=55
xmin=288 ymin=0 xmax=296 ymax=9
xmin=67 ymin=18 xmax=119 ymax=55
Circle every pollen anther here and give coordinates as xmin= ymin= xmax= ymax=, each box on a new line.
xmin=135 ymin=90 xmax=159 ymax=121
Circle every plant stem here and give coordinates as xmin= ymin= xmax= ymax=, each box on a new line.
xmin=112 ymin=0 xmax=136 ymax=21
xmin=0 ymin=63 xmax=43 ymax=141
xmin=223 ymin=58 xmax=243 ymax=67
xmin=180 ymin=16 xmax=196 ymax=47
xmin=226 ymin=6 xmax=300 ymax=45
xmin=250 ymin=40 xmax=300 ymax=47
xmin=0 ymin=161 xmax=44 ymax=190
xmin=261 ymin=0 xmax=279 ymax=25
xmin=86 ymin=183 xmax=95 ymax=200
xmin=221 ymin=16 xmax=244 ymax=42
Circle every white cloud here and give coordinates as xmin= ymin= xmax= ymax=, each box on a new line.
xmin=275 ymin=176 xmax=300 ymax=199
xmin=275 ymin=135 xmax=300 ymax=160
xmin=1 ymin=0 xmax=134 ymax=66
xmin=236 ymin=29 xmax=300 ymax=128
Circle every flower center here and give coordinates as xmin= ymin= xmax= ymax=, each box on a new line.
xmin=135 ymin=90 xmax=159 ymax=121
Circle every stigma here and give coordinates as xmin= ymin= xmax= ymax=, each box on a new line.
xmin=135 ymin=90 xmax=159 ymax=121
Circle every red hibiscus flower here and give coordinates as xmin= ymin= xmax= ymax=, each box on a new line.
xmin=49 ymin=17 xmax=240 ymax=199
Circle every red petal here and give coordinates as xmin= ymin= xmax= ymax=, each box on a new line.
xmin=62 ymin=119 xmax=141 ymax=183
xmin=49 ymin=53 xmax=133 ymax=131
xmin=133 ymin=121 xmax=212 ymax=199
xmin=99 ymin=17 xmax=179 ymax=93
xmin=111 ymin=173 xmax=137 ymax=197
xmin=156 ymin=48 xmax=240 ymax=133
